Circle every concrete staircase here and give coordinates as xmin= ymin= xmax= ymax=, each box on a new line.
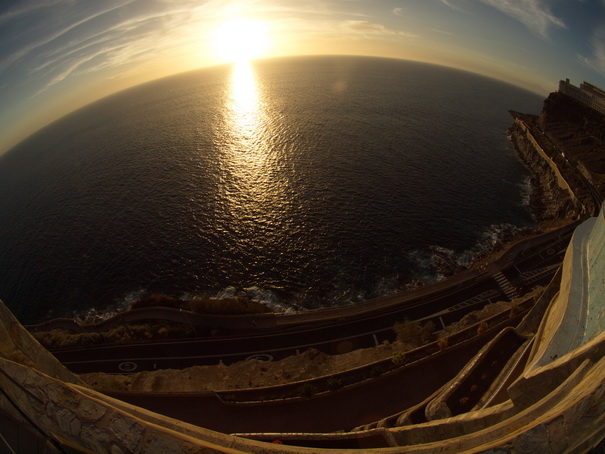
xmin=492 ymin=271 xmax=519 ymax=301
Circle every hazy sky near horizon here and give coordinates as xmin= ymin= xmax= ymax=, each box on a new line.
xmin=1 ymin=0 xmax=605 ymax=155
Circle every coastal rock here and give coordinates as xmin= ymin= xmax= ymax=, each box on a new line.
xmin=509 ymin=90 xmax=605 ymax=225
xmin=509 ymin=123 xmax=578 ymax=222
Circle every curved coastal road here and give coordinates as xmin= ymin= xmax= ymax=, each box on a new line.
xmin=50 ymin=224 xmax=575 ymax=374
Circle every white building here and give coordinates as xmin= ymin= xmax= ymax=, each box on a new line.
xmin=559 ymin=78 xmax=605 ymax=115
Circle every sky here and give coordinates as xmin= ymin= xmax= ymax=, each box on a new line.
xmin=1 ymin=0 xmax=605 ymax=155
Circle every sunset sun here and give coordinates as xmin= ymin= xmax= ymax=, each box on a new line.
xmin=212 ymin=18 xmax=270 ymax=63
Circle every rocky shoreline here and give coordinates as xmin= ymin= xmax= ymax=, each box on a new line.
xmin=509 ymin=91 xmax=604 ymax=224
xmin=416 ymin=91 xmax=604 ymax=278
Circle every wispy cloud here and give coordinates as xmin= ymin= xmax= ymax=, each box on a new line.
xmin=578 ymin=26 xmax=605 ymax=77
xmin=0 ymin=0 xmax=65 ymax=25
xmin=43 ymin=50 xmax=108 ymax=89
xmin=4 ymin=1 xmax=215 ymax=98
xmin=429 ymin=27 xmax=457 ymax=37
xmin=0 ymin=1 xmax=138 ymax=74
xmin=341 ymin=20 xmax=419 ymax=38
xmin=477 ymin=0 xmax=566 ymax=39
xmin=439 ymin=0 xmax=472 ymax=14
xmin=244 ymin=0 xmax=367 ymax=22
xmin=262 ymin=2 xmax=417 ymax=40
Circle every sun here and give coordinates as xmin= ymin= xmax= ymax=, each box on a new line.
xmin=211 ymin=18 xmax=270 ymax=63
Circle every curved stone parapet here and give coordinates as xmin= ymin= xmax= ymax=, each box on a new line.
xmin=0 ymin=299 xmax=83 ymax=387
xmin=528 ymin=203 xmax=605 ymax=371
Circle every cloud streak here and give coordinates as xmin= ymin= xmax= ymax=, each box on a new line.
xmin=341 ymin=20 xmax=419 ymax=39
xmin=0 ymin=0 xmax=604 ymax=156
xmin=478 ymin=0 xmax=566 ymax=39
xmin=0 ymin=0 xmax=65 ymax=25
xmin=439 ymin=0 xmax=473 ymax=15
xmin=5 ymin=1 xmax=214 ymax=98
xmin=578 ymin=26 xmax=605 ymax=77
xmin=0 ymin=1 xmax=139 ymax=75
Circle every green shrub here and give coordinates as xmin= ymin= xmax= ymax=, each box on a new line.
xmin=188 ymin=297 xmax=271 ymax=315
xmin=477 ymin=321 xmax=489 ymax=335
xmin=80 ymin=333 xmax=102 ymax=346
xmin=394 ymin=319 xmax=435 ymax=347
xmin=131 ymin=294 xmax=180 ymax=310
xmin=33 ymin=329 xmax=79 ymax=349
xmin=392 ymin=352 xmax=406 ymax=366
xmin=438 ymin=336 xmax=449 ymax=351
xmin=420 ymin=320 xmax=436 ymax=343
xmin=394 ymin=319 xmax=420 ymax=345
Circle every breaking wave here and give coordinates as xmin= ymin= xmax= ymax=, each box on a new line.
xmin=408 ymin=222 xmax=531 ymax=283
xmin=71 ymin=289 xmax=146 ymax=324
xmin=519 ymin=175 xmax=532 ymax=207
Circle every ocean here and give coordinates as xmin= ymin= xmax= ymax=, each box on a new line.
xmin=0 ymin=56 xmax=544 ymax=324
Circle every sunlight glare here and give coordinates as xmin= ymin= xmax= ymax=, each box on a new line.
xmin=212 ymin=18 xmax=270 ymax=63
xmin=228 ymin=61 xmax=262 ymax=138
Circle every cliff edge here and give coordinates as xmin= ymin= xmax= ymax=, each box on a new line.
xmin=509 ymin=91 xmax=604 ymax=224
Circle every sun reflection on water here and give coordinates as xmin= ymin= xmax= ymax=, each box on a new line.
xmin=222 ymin=60 xmax=273 ymax=184
xmin=218 ymin=60 xmax=292 ymax=251
xmin=227 ymin=61 xmax=265 ymax=143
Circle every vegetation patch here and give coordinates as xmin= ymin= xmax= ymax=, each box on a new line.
xmin=33 ymin=321 xmax=201 ymax=349
xmin=393 ymin=319 xmax=436 ymax=348
xmin=184 ymin=296 xmax=272 ymax=315
xmin=32 ymin=294 xmax=272 ymax=349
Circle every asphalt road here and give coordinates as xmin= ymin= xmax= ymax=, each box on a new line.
xmin=51 ymin=224 xmax=575 ymax=374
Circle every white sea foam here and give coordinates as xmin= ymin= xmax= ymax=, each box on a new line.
xmin=213 ymin=285 xmax=294 ymax=313
xmin=407 ymin=222 xmax=530 ymax=284
xmin=214 ymin=286 xmax=238 ymax=299
xmin=457 ymin=223 xmax=529 ymax=267
xmin=406 ymin=249 xmax=442 ymax=283
xmin=519 ymin=175 xmax=532 ymax=207
xmin=244 ymin=286 xmax=294 ymax=313
xmin=72 ymin=288 xmax=145 ymax=323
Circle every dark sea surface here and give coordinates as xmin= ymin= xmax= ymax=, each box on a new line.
xmin=0 ymin=56 xmax=544 ymax=324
